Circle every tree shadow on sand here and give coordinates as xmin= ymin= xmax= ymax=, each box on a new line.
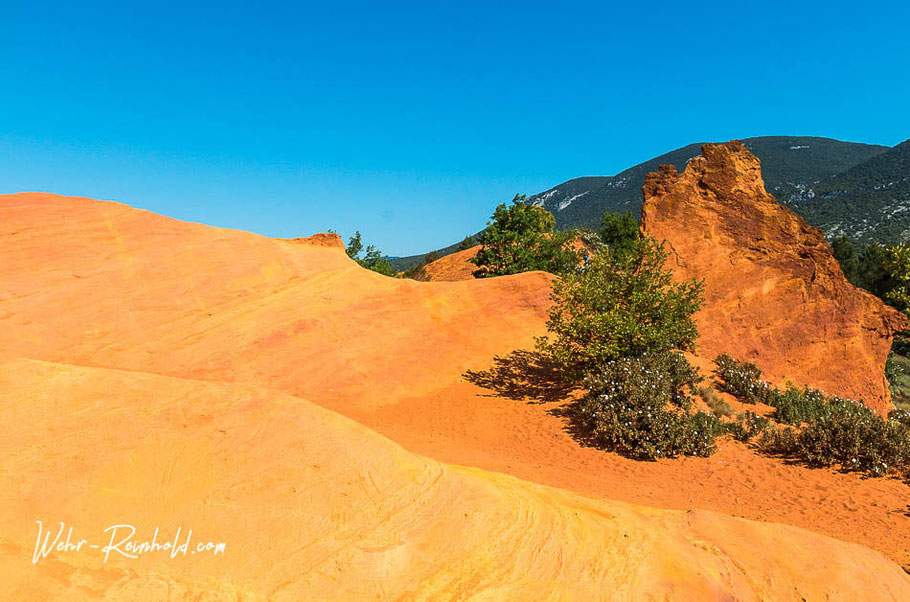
xmin=463 ymin=349 xmax=575 ymax=404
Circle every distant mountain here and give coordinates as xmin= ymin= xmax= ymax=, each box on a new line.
xmin=527 ymin=136 xmax=889 ymax=231
xmin=390 ymin=136 xmax=893 ymax=270
xmin=785 ymin=139 xmax=910 ymax=245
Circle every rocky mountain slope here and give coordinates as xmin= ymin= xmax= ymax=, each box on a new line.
xmin=392 ymin=136 xmax=891 ymax=269
xmin=530 ymin=136 xmax=888 ymax=231
xmin=788 ymin=139 xmax=910 ymax=244
xmin=641 ymin=141 xmax=908 ymax=411
xmin=2 ymin=192 xmax=910 ymax=593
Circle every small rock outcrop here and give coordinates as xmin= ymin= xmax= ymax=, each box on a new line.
xmin=641 ymin=141 xmax=907 ymax=412
xmin=281 ymin=232 xmax=346 ymax=249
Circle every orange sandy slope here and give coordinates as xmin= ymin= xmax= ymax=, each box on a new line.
xmin=1 ymin=192 xmax=909 ymax=586
xmin=413 ymin=245 xmax=481 ymax=281
xmin=2 ymin=359 xmax=908 ymax=600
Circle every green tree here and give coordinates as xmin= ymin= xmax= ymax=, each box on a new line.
xmin=831 ymin=235 xmax=861 ymax=286
xmin=457 ymin=235 xmax=476 ymax=251
xmin=599 ymin=211 xmax=641 ymax=258
xmin=858 ymin=242 xmax=894 ymax=297
xmin=345 ymin=231 xmax=363 ymax=259
xmin=470 ymin=194 xmax=580 ymax=278
xmin=346 ymin=231 xmax=395 ymax=277
xmin=885 ymin=243 xmax=910 ymax=312
xmin=537 ymin=238 xmax=704 ymax=379
xmin=539 ymin=238 xmax=715 ymax=461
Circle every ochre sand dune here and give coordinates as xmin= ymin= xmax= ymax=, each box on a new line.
xmin=1 ymin=193 xmax=552 ymax=409
xmin=1 ymin=192 xmax=909 ymax=592
xmin=2 ymin=358 xmax=909 ymax=599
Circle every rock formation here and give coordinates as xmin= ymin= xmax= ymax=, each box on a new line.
xmin=2 ymin=192 xmax=909 ymax=593
xmin=641 ymin=141 xmax=908 ymax=412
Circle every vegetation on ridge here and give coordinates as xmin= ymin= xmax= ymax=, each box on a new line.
xmin=469 ymin=194 xmax=580 ymax=278
xmin=345 ymin=231 xmax=395 ymax=276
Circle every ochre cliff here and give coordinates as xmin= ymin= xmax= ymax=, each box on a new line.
xmin=641 ymin=141 xmax=908 ymax=412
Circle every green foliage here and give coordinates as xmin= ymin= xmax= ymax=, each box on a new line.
xmin=831 ymin=235 xmax=861 ymax=285
xmin=770 ymin=385 xmax=836 ymax=425
xmin=793 ymin=139 xmax=910 ymax=246
xmin=457 ymin=235 xmax=476 ymax=251
xmin=884 ymin=243 xmax=910 ymax=312
xmin=538 ymin=238 xmax=704 ymax=379
xmin=739 ymin=411 xmax=771 ymax=440
xmin=713 ymin=354 xmax=863 ymax=424
xmin=345 ymin=231 xmax=363 ymax=259
xmin=401 ymin=251 xmax=442 ymax=280
xmin=345 ymin=231 xmax=395 ymax=276
xmin=716 ymin=354 xmax=910 ymax=478
xmin=574 ymin=228 xmax=605 ymax=253
xmin=470 ymin=195 xmax=581 ymax=278
xmin=761 ymin=412 xmax=910 ymax=478
xmin=713 ymin=354 xmax=777 ymax=405
xmin=830 ymin=237 xmax=898 ymax=298
xmin=599 ymin=211 xmax=641 ymax=258
xmin=577 ymin=354 xmax=721 ymax=460
xmin=536 ymin=236 xmax=712 ymax=461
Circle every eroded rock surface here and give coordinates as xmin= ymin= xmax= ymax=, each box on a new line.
xmin=641 ymin=141 xmax=908 ymax=412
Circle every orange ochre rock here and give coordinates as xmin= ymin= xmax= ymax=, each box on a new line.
xmin=2 ymin=191 xmax=909 ymax=598
xmin=279 ymin=231 xmax=346 ymax=248
xmin=641 ymin=140 xmax=909 ymax=413
xmin=413 ymin=245 xmax=482 ymax=281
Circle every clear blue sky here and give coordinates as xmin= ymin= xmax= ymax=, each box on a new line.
xmin=2 ymin=1 xmax=909 ymax=255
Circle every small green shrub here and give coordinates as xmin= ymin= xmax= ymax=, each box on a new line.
xmin=457 ymin=235 xmax=476 ymax=251
xmin=761 ymin=411 xmax=910 ymax=478
xmin=574 ymin=228 xmax=605 ymax=254
xmin=538 ymin=238 xmax=704 ymax=379
xmin=886 ymin=351 xmax=910 ymax=406
xmin=345 ymin=231 xmax=395 ymax=276
xmin=577 ymin=354 xmax=720 ymax=460
xmin=741 ymin=411 xmax=771 ymax=437
xmin=771 ymin=385 xmax=833 ymax=425
xmin=798 ymin=412 xmax=909 ymax=476
xmin=717 ymin=353 xmax=910 ymax=478
xmin=724 ymin=411 xmax=772 ymax=443
xmin=758 ymin=424 xmax=800 ymax=455
xmin=890 ymin=407 xmax=910 ymax=427
xmin=713 ymin=354 xmax=777 ymax=405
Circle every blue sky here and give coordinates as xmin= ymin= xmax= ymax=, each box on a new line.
xmin=2 ymin=1 xmax=909 ymax=255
